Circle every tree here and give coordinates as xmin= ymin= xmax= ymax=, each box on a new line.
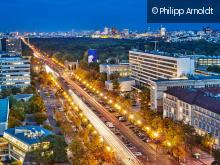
xmin=112 ymin=79 xmax=120 ymax=92
xmin=213 ymin=149 xmax=220 ymax=164
xmin=139 ymin=87 xmax=151 ymax=108
xmin=31 ymin=135 xmax=68 ymax=164
xmin=34 ymin=112 xmax=47 ymax=124
xmin=69 ymin=137 xmax=87 ymax=165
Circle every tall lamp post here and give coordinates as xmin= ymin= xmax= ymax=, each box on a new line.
xmin=153 ymin=132 xmax=159 ymax=165
xmin=208 ymin=140 xmax=214 ymax=163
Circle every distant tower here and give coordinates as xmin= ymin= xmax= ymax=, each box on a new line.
xmin=104 ymin=27 xmax=109 ymax=35
xmin=160 ymin=26 xmax=166 ymax=37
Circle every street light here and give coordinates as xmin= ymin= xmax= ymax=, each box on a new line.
xmin=129 ymin=114 xmax=134 ymax=120
xmin=123 ymin=110 xmax=127 ymax=115
xmin=106 ymin=146 xmax=111 ymax=152
xmin=153 ymin=132 xmax=159 ymax=165
xmin=137 ymin=120 xmax=142 ymax=125
xmin=153 ymin=132 xmax=159 ymax=138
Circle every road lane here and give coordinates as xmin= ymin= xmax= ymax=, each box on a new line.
xmin=68 ymin=89 xmax=142 ymax=165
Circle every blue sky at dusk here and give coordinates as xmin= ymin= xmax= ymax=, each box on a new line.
xmin=0 ymin=0 xmax=219 ymax=32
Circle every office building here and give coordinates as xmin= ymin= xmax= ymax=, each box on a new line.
xmin=0 ymin=38 xmax=22 ymax=55
xmin=100 ymin=63 xmax=131 ymax=80
xmin=0 ymin=99 xmax=9 ymax=135
xmin=187 ymin=55 xmax=220 ymax=67
xmin=3 ymin=126 xmax=53 ymax=162
xmin=129 ymin=50 xmax=195 ymax=86
xmin=163 ymin=87 xmax=220 ymax=149
xmin=0 ymin=53 xmax=31 ymax=91
xmin=151 ymin=75 xmax=220 ymax=110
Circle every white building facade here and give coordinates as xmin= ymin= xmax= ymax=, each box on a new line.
xmin=129 ymin=50 xmax=195 ymax=85
xmin=0 ymin=53 xmax=30 ymax=91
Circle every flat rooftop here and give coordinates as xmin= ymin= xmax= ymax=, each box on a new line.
xmin=100 ymin=63 xmax=129 ymax=67
xmin=156 ymin=75 xmax=220 ymax=82
xmin=130 ymin=50 xmax=190 ymax=58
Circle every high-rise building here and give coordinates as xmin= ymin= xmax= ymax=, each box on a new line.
xmin=0 ymin=52 xmax=30 ymax=91
xmin=129 ymin=50 xmax=195 ymax=86
xmin=0 ymin=38 xmax=22 ymax=55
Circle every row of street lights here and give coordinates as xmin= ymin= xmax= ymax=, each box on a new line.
xmin=74 ymin=74 xmax=175 ymax=164
xmin=49 ymin=74 xmax=114 ymax=156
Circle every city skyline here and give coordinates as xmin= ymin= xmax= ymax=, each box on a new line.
xmin=0 ymin=0 xmax=220 ymax=32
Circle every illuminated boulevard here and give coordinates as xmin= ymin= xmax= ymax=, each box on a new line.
xmin=22 ymin=37 xmax=142 ymax=165
xmin=21 ymin=37 xmax=188 ymax=165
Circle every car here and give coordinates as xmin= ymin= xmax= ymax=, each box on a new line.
xmin=118 ymin=116 xmax=127 ymax=122
xmin=105 ymin=122 xmax=114 ymax=128
xmin=133 ymin=152 xmax=143 ymax=156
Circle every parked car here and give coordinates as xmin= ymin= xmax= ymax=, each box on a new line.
xmin=105 ymin=122 xmax=115 ymax=128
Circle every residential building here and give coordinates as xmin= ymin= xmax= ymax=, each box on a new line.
xmin=151 ymin=75 xmax=220 ymax=110
xmin=163 ymin=87 xmax=220 ymax=148
xmin=129 ymin=50 xmax=195 ymax=86
xmin=105 ymin=77 xmax=135 ymax=92
xmin=0 ymin=98 xmax=9 ymax=135
xmin=100 ymin=63 xmax=131 ymax=80
xmin=0 ymin=53 xmax=31 ymax=91
xmin=0 ymin=38 xmax=22 ymax=55
xmin=3 ymin=126 xmax=53 ymax=162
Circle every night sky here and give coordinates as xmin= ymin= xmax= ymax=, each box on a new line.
xmin=0 ymin=0 xmax=220 ymax=32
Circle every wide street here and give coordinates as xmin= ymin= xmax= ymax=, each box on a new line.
xmin=22 ymin=38 xmax=142 ymax=165
xmin=63 ymin=74 xmax=179 ymax=165
xmin=22 ymin=38 xmax=205 ymax=165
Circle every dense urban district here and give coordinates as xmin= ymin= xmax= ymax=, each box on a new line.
xmin=0 ymin=27 xmax=220 ymax=165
